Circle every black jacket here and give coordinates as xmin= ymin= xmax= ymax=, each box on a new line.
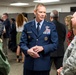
xmin=3 ymin=19 xmax=10 ymax=38
xmin=50 ymin=20 xmax=66 ymax=57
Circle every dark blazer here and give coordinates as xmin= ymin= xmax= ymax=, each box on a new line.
xmin=10 ymin=22 xmax=16 ymax=41
xmin=3 ymin=19 xmax=10 ymax=38
xmin=9 ymin=23 xmax=17 ymax=52
xmin=20 ymin=20 xmax=58 ymax=71
xmin=50 ymin=20 xmax=66 ymax=57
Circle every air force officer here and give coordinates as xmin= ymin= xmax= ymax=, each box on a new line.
xmin=20 ymin=3 xmax=58 ymax=75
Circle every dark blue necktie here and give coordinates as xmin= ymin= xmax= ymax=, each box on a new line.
xmin=37 ymin=22 xmax=40 ymax=34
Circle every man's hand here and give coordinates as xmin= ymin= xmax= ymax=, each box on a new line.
xmin=57 ymin=67 xmax=63 ymax=75
xmin=27 ymin=45 xmax=44 ymax=58
xmin=27 ymin=48 xmax=40 ymax=58
xmin=32 ymin=45 xmax=44 ymax=53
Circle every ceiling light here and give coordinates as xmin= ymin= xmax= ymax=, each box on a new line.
xmin=34 ymin=0 xmax=59 ymax=3
xmin=10 ymin=3 xmax=29 ymax=6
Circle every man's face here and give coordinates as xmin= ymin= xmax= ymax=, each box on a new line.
xmin=50 ymin=17 xmax=53 ymax=21
xmin=71 ymin=12 xmax=76 ymax=28
xmin=2 ymin=15 xmax=7 ymax=21
xmin=71 ymin=12 xmax=76 ymax=35
xmin=73 ymin=28 xmax=76 ymax=35
xmin=34 ymin=6 xmax=46 ymax=22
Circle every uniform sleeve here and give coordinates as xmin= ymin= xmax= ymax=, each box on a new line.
xmin=20 ymin=25 xmax=29 ymax=55
xmin=43 ymin=23 xmax=58 ymax=54
xmin=61 ymin=46 xmax=76 ymax=75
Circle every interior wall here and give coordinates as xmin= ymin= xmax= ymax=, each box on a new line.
xmin=0 ymin=6 xmax=25 ymax=17
xmin=0 ymin=3 xmax=76 ymax=17
xmin=24 ymin=3 xmax=76 ymax=13
xmin=59 ymin=12 xmax=73 ymax=24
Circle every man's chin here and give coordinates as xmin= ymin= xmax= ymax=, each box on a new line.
xmin=40 ymin=18 xmax=44 ymax=21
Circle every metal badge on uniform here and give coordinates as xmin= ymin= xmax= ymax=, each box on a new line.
xmin=28 ymin=36 xmax=31 ymax=39
xmin=44 ymin=37 xmax=48 ymax=41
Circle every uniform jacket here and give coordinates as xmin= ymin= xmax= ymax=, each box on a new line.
xmin=50 ymin=20 xmax=66 ymax=57
xmin=61 ymin=36 xmax=76 ymax=75
xmin=20 ymin=20 xmax=58 ymax=71
xmin=0 ymin=21 xmax=4 ymax=37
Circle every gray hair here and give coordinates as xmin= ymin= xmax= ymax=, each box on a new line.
xmin=34 ymin=3 xmax=45 ymax=11
xmin=50 ymin=10 xmax=59 ymax=18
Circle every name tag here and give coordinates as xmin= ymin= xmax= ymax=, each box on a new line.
xmin=27 ymin=31 xmax=32 ymax=33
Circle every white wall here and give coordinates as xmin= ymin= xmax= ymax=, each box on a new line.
xmin=0 ymin=6 xmax=25 ymax=16
xmin=24 ymin=3 xmax=76 ymax=13
xmin=0 ymin=3 xmax=76 ymax=16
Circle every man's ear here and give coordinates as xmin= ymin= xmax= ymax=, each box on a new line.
xmin=44 ymin=14 xmax=47 ymax=19
xmin=50 ymin=17 xmax=53 ymax=21
xmin=34 ymin=10 xmax=36 ymax=16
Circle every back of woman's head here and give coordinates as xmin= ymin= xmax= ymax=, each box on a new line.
xmin=24 ymin=17 xmax=28 ymax=22
xmin=11 ymin=18 xmax=15 ymax=23
xmin=16 ymin=14 xmax=25 ymax=27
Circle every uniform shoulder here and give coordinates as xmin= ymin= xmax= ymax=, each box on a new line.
xmin=46 ymin=21 xmax=55 ymax=26
xmin=24 ymin=20 xmax=34 ymax=27
xmin=49 ymin=22 xmax=56 ymax=28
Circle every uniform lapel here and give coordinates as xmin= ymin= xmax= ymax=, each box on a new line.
xmin=31 ymin=20 xmax=37 ymax=36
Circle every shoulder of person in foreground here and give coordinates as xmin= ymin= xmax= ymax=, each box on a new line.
xmin=61 ymin=36 xmax=76 ymax=75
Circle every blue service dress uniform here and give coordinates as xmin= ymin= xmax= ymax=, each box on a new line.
xmin=20 ymin=20 xmax=58 ymax=75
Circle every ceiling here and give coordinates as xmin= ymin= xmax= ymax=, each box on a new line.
xmin=0 ymin=0 xmax=76 ymax=7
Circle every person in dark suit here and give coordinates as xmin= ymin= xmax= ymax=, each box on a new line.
xmin=9 ymin=18 xmax=17 ymax=52
xmin=50 ymin=10 xmax=66 ymax=74
xmin=20 ymin=3 xmax=58 ymax=75
xmin=2 ymin=13 xmax=10 ymax=57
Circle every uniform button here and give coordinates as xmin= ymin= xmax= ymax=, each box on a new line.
xmin=36 ymin=39 xmax=38 ymax=41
